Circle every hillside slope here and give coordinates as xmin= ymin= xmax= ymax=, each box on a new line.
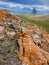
xmin=18 ymin=14 xmax=49 ymax=33
xmin=20 ymin=14 xmax=49 ymax=21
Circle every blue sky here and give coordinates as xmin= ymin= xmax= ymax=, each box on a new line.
xmin=0 ymin=0 xmax=49 ymax=14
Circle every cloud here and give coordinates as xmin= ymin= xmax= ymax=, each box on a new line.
xmin=30 ymin=5 xmax=49 ymax=11
xmin=0 ymin=1 xmax=49 ymax=14
xmin=39 ymin=0 xmax=49 ymax=5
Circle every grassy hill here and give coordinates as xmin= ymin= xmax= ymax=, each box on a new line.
xmin=17 ymin=14 xmax=49 ymax=33
xmin=18 ymin=14 xmax=49 ymax=21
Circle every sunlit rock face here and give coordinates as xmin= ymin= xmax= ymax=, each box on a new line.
xmin=16 ymin=23 xmax=49 ymax=65
xmin=0 ymin=10 xmax=10 ymax=15
xmin=0 ymin=10 xmax=49 ymax=65
xmin=0 ymin=10 xmax=11 ymax=21
xmin=13 ymin=20 xmax=49 ymax=65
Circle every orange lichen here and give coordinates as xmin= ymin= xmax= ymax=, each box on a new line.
xmin=16 ymin=26 xmax=49 ymax=65
xmin=0 ymin=10 xmax=10 ymax=15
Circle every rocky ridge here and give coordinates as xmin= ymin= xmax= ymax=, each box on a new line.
xmin=0 ymin=10 xmax=49 ymax=65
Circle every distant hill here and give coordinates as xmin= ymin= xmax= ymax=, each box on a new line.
xmin=20 ymin=14 xmax=49 ymax=21
xmin=18 ymin=14 xmax=49 ymax=33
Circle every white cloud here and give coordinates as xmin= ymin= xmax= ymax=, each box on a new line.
xmin=30 ymin=5 xmax=49 ymax=11
xmin=0 ymin=1 xmax=49 ymax=13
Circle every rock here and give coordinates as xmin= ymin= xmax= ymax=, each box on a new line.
xmin=33 ymin=34 xmax=40 ymax=39
xmin=0 ymin=34 xmax=4 ymax=40
xmin=0 ymin=10 xmax=11 ymax=22
xmin=21 ymin=27 xmax=27 ymax=34
xmin=29 ymin=56 xmax=35 ymax=62
xmin=0 ymin=10 xmax=10 ymax=15
xmin=0 ymin=26 xmax=4 ymax=32
xmin=0 ymin=26 xmax=4 ymax=39
xmin=17 ymin=26 xmax=49 ymax=65
xmin=22 ymin=61 xmax=28 ymax=65
xmin=0 ymin=10 xmax=49 ymax=65
xmin=6 ymin=31 xmax=16 ymax=39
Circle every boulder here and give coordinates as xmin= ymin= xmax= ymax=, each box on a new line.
xmin=0 ymin=10 xmax=10 ymax=15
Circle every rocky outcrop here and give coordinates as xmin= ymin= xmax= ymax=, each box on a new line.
xmin=0 ymin=10 xmax=10 ymax=15
xmin=16 ymin=25 xmax=49 ymax=65
xmin=0 ymin=10 xmax=11 ymax=21
xmin=0 ymin=10 xmax=49 ymax=65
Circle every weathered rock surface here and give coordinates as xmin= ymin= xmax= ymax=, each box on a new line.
xmin=17 ymin=26 xmax=49 ymax=65
xmin=0 ymin=10 xmax=49 ymax=65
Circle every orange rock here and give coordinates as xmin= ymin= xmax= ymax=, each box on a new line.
xmin=0 ymin=10 xmax=10 ymax=15
xmin=16 ymin=26 xmax=49 ymax=65
xmin=0 ymin=10 xmax=11 ymax=21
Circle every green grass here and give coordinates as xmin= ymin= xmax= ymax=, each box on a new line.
xmin=19 ymin=15 xmax=49 ymax=34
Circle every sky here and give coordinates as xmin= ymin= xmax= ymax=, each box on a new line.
xmin=0 ymin=0 xmax=49 ymax=14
